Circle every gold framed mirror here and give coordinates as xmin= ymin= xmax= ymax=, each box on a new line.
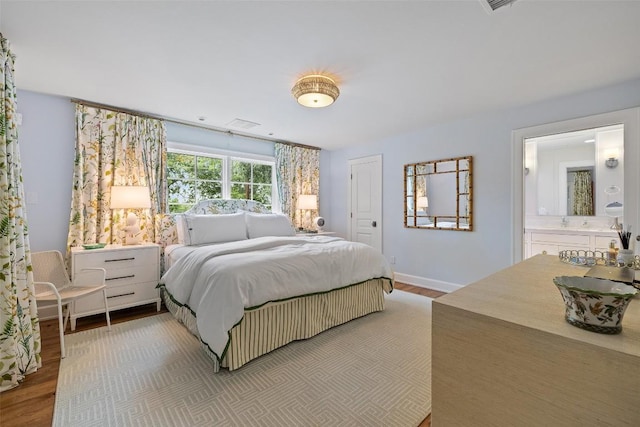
xmin=404 ymin=156 xmax=473 ymax=231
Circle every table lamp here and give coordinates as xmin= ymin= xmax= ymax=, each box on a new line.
xmin=110 ymin=185 xmax=151 ymax=245
xmin=297 ymin=194 xmax=317 ymax=231
xmin=417 ymin=196 xmax=429 ymax=213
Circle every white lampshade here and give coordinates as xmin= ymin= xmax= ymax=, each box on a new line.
xmin=417 ymin=196 xmax=429 ymax=208
xmin=110 ymin=186 xmax=151 ymax=209
xmin=297 ymin=194 xmax=318 ymax=210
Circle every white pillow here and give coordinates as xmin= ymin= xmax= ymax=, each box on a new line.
xmin=175 ymin=214 xmax=189 ymax=245
xmin=184 ymin=212 xmax=247 ymax=245
xmin=245 ymin=213 xmax=295 ymax=239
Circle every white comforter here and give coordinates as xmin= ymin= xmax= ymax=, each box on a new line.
xmin=160 ymin=235 xmax=393 ymax=359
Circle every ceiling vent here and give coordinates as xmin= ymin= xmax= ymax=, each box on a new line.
xmin=226 ymin=118 xmax=260 ymax=129
xmin=479 ymin=0 xmax=519 ymax=13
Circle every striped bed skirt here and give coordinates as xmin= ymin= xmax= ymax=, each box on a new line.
xmin=161 ymin=278 xmax=392 ymax=372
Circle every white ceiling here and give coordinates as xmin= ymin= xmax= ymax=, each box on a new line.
xmin=2 ymin=0 xmax=640 ymax=150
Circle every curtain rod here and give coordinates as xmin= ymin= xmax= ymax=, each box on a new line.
xmin=70 ymin=98 xmax=321 ymax=151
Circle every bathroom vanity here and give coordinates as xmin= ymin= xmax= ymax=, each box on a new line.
xmin=431 ymin=254 xmax=640 ymax=426
xmin=524 ymin=227 xmax=618 ymax=258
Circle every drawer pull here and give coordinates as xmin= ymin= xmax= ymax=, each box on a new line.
xmin=107 ymin=292 xmax=135 ymax=299
xmin=106 ymin=274 xmax=135 ymax=281
xmin=105 ymin=257 xmax=135 ymax=263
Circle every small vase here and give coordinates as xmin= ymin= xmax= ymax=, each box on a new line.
xmin=617 ymin=249 xmax=635 ymax=268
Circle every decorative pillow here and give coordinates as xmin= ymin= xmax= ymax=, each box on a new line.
xmin=184 ymin=212 xmax=247 ymax=245
xmin=245 ymin=213 xmax=295 ymax=239
xmin=175 ymin=214 xmax=189 ymax=245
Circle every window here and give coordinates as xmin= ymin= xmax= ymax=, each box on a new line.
xmin=167 ymin=146 xmax=276 ymax=213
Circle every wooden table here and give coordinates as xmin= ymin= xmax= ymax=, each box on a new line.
xmin=431 ymin=254 xmax=640 ymax=426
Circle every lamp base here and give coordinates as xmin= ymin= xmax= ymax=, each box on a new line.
xmin=124 ymin=211 xmax=143 ymax=245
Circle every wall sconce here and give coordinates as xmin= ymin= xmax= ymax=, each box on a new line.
xmin=605 ymin=157 xmax=619 ymax=168
xmin=110 ymin=185 xmax=151 ymax=245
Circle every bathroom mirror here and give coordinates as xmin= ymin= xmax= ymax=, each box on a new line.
xmin=512 ymin=107 xmax=640 ymax=263
xmin=524 ymin=124 xmax=624 ymax=218
xmin=404 ymin=156 xmax=473 ymax=231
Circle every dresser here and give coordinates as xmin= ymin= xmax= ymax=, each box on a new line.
xmin=70 ymin=243 xmax=161 ymax=330
xmin=431 ymin=255 xmax=640 ymax=425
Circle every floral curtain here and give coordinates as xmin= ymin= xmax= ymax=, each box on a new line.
xmin=67 ymin=105 xmax=166 ymax=249
xmin=0 ymin=34 xmax=41 ymax=392
xmin=572 ymin=170 xmax=593 ymax=216
xmin=274 ymin=143 xmax=320 ymax=230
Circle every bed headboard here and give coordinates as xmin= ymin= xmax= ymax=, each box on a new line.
xmin=155 ymin=199 xmax=271 ymax=247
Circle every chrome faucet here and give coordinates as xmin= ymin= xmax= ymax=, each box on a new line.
xmin=561 ymin=216 xmax=569 ymax=227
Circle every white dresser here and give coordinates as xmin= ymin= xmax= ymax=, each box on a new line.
xmin=70 ymin=243 xmax=161 ymax=330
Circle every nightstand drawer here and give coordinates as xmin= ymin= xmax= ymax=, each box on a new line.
xmin=75 ymin=281 xmax=159 ymax=315
xmin=103 ymin=264 xmax=158 ymax=287
xmin=73 ymin=247 xmax=158 ymax=273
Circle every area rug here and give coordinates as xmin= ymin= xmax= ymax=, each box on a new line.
xmin=53 ymin=290 xmax=432 ymax=427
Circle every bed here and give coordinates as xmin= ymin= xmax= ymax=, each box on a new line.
xmin=156 ymin=199 xmax=394 ymax=372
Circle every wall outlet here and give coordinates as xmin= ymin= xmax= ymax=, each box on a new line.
xmin=390 ymin=256 xmax=396 ymax=264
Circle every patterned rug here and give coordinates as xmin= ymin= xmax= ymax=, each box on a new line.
xmin=53 ymin=290 xmax=432 ymax=427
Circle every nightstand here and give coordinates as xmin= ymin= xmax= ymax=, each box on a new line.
xmin=70 ymin=243 xmax=161 ymax=330
xmin=296 ymin=231 xmax=336 ymax=236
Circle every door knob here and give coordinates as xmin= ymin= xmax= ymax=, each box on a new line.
xmin=372 ymin=221 xmax=377 ymax=227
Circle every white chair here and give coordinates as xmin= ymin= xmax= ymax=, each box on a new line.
xmin=31 ymin=250 xmax=111 ymax=358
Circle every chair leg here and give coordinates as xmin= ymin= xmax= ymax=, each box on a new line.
xmin=56 ymin=301 xmax=66 ymax=359
xmin=103 ymin=289 xmax=112 ymax=331
xmin=63 ymin=305 xmax=70 ymax=332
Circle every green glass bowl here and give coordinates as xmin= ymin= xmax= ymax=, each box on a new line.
xmin=82 ymin=243 xmax=106 ymax=250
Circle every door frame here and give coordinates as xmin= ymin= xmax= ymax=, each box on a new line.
xmin=511 ymin=107 xmax=640 ymax=264
xmin=347 ymin=154 xmax=383 ymax=252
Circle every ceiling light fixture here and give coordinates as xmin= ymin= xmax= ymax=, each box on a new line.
xmin=291 ymin=75 xmax=340 ymax=108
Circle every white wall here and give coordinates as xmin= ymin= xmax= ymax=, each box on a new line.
xmin=165 ymin=121 xmax=274 ymax=157
xmin=18 ymin=90 xmax=75 ymax=254
xmin=325 ymin=77 xmax=640 ymax=289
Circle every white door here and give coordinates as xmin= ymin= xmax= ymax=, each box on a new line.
xmin=348 ymin=155 xmax=382 ymax=252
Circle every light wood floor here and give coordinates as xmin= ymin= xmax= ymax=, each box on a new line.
xmin=0 ymin=283 xmax=445 ymax=427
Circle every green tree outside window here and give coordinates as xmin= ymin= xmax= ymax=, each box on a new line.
xmin=167 ymin=152 xmax=273 ymax=212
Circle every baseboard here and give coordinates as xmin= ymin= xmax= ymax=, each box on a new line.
xmin=394 ymin=272 xmax=462 ymax=293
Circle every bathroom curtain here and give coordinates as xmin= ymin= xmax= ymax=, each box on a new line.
xmin=67 ymin=104 xmax=167 ymax=250
xmin=274 ymin=143 xmax=320 ymax=230
xmin=0 ymin=33 xmax=42 ymax=392
xmin=572 ymin=170 xmax=593 ymax=216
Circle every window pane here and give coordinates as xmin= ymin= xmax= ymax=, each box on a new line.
xmin=231 ymin=183 xmax=251 ymax=200
xmin=197 ymin=156 xmax=222 ymax=180
xmin=197 ymin=181 xmax=222 ymax=200
xmin=168 ymin=179 xmax=195 ymax=204
xmin=167 ymin=153 xmax=195 ymax=179
xmin=167 ymin=149 xmax=276 ymax=213
xmin=231 ymin=160 xmax=252 ymax=182
xmin=253 ymin=164 xmax=272 ymax=184
xmin=253 ymin=184 xmax=272 ymax=206
xmin=169 ymin=204 xmax=192 ymax=213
